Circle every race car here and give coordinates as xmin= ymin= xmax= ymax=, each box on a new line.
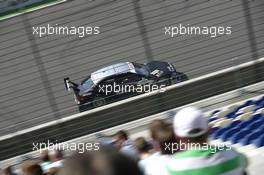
xmin=64 ymin=61 xmax=188 ymax=112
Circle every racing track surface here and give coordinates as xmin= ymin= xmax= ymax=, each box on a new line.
xmin=0 ymin=0 xmax=264 ymax=136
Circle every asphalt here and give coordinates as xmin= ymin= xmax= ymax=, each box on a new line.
xmin=0 ymin=0 xmax=263 ymax=136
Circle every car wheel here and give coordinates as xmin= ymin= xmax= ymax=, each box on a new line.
xmin=92 ymin=97 xmax=106 ymax=107
xmin=78 ymin=104 xmax=89 ymax=112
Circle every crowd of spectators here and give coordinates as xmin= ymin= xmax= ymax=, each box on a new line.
xmin=1 ymin=107 xmax=247 ymax=175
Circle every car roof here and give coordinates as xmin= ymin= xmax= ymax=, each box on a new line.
xmin=91 ymin=62 xmax=136 ymax=84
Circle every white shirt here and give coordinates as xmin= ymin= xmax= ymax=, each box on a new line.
xmin=144 ymin=153 xmax=170 ymax=175
xmin=47 ymin=160 xmax=64 ymax=169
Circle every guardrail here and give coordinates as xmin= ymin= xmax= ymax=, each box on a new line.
xmin=0 ymin=57 xmax=263 ymax=160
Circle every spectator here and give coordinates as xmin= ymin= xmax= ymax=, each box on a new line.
xmin=155 ymin=122 xmax=178 ymax=155
xmin=47 ymin=167 xmax=60 ymax=175
xmin=145 ymin=120 xmax=176 ymax=175
xmin=47 ymin=150 xmax=64 ymax=170
xmin=149 ymin=119 xmax=167 ymax=140
xmin=133 ymin=137 xmax=152 ymax=173
xmin=3 ymin=166 xmax=16 ymax=175
xmin=149 ymin=119 xmax=167 ymax=154
xmin=21 ymin=160 xmax=43 ymax=175
xmin=164 ymin=106 xmax=247 ymax=175
xmin=113 ymin=130 xmax=139 ymax=161
xmin=39 ymin=150 xmax=51 ymax=173
xmin=59 ymin=146 xmax=144 ymax=175
xmin=149 ymin=119 xmax=179 ymax=154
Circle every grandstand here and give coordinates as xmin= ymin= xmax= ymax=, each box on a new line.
xmin=210 ymin=96 xmax=264 ymax=147
xmin=208 ymin=95 xmax=264 ymax=175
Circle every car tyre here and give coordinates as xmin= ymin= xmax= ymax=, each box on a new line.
xmin=78 ymin=104 xmax=89 ymax=112
xmin=92 ymin=97 xmax=106 ymax=107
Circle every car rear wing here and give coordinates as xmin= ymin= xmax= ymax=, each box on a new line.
xmin=64 ymin=77 xmax=79 ymax=91
xmin=64 ymin=77 xmax=71 ymax=91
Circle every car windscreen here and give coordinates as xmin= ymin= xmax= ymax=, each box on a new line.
xmin=133 ymin=63 xmax=150 ymax=77
xmin=80 ymin=76 xmax=94 ymax=90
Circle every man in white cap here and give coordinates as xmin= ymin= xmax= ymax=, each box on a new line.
xmin=165 ymin=106 xmax=247 ymax=175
